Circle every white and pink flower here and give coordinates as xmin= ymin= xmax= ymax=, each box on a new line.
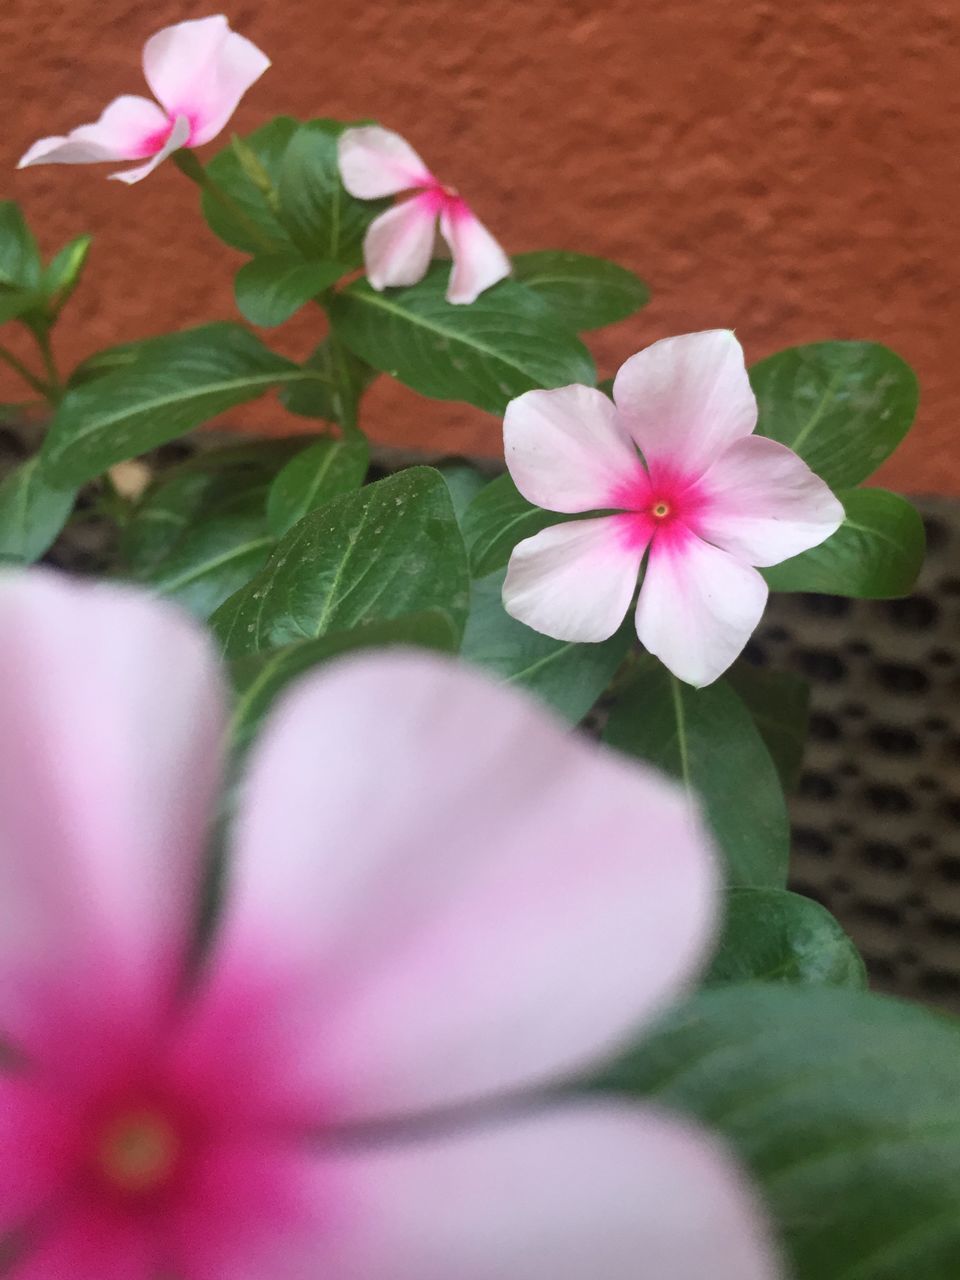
xmin=338 ymin=126 xmax=510 ymax=304
xmin=503 ymin=329 xmax=844 ymax=686
xmin=17 ymin=16 xmax=269 ymax=185
xmin=0 ymin=571 xmax=780 ymax=1279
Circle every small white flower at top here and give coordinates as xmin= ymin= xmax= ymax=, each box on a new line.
xmin=17 ymin=15 xmax=269 ymax=185
xmin=338 ymin=126 xmax=510 ymax=305
xmin=502 ymin=329 xmax=845 ymax=687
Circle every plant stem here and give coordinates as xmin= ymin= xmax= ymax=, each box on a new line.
xmin=172 ymin=149 xmax=280 ymax=255
xmin=0 ymin=343 xmax=50 ymax=398
xmin=33 ymin=327 xmax=63 ymax=403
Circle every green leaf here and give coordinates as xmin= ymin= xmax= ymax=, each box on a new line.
xmin=0 ymin=201 xmax=42 ymax=288
xmin=266 ymin=435 xmax=369 ymax=537
xmin=438 ymin=462 xmax=491 ymax=526
xmin=234 ymin=253 xmax=345 ymax=328
xmin=212 ymin=467 xmax=471 ymax=657
xmin=603 ymin=658 xmax=789 ymax=887
xmin=277 ymin=119 xmax=389 ymax=266
xmin=229 ymin=609 xmax=459 ymax=755
xmin=462 ymin=472 xmax=571 ymax=577
xmin=280 ymin=337 xmax=377 ymax=427
xmin=330 ymin=267 xmax=596 ymax=415
xmin=0 ymin=457 xmax=75 ymax=563
xmin=725 ymin=661 xmax=810 ymax=793
xmin=705 ymin=888 xmax=866 ymax=988
xmin=764 ymin=488 xmax=925 ymax=598
xmin=202 ymin=117 xmax=300 ymax=253
xmin=134 ymin=499 xmax=274 ymax=620
xmin=41 ymin=323 xmax=304 ymax=487
xmin=0 ymin=285 xmax=39 ymax=326
xmin=751 ymin=341 xmax=919 ymax=487
xmin=596 ymin=984 xmax=960 ymax=1280
xmin=462 ymin=569 xmax=632 ymax=722
xmin=511 ymin=251 xmax=650 ymax=330
xmin=120 ymin=471 xmax=217 ymax=573
xmin=43 ymin=234 xmax=92 ymax=313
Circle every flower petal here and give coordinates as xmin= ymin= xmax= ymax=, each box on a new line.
xmin=338 ymin=125 xmax=434 ymax=198
xmin=504 ymin=516 xmax=648 ymax=642
xmin=6 ymin=1198 xmax=156 ymax=1280
xmin=362 ymin=195 xmax=438 ymax=290
xmin=0 ymin=572 xmax=225 ymax=1068
xmin=108 ymin=114 xmax=190 ymax=185
xmin=438 ymin=203 xmax=510 ymax=303
xmin=206 ymin=1105 xmax=780 ymax=1280
xmin=142 ymin=15 xmax=269 ymax=144
xmin=192 ymin=651 xmax=716 ymax=1122
xmin=613 ymin=331 xmax=757 ymax=475
xmin=696 ymin=435 xmax=845 ymax=566
xmin=17 ymin=96 xmax=169 ymax=168
xmin=636 ymin=529 xmax=769 ymax=686
xmin=0 ymin=1074 xmax=75 ymax=1235
xmin=504 ymin=384 xmax=647 ymax=513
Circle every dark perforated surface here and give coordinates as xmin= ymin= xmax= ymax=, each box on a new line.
xmin=755 ymin=501 xmax=960 ymax=1009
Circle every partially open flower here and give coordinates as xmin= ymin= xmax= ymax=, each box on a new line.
xmin=503 ymin=330 xmax=845 ymax=686
xmin=17 ymin=16 xmax=269 ymax=185
xmin=338 ymin=126 xmax=510 ymax=304
xmin=0 ymin=572 xmax=779 ymax=1279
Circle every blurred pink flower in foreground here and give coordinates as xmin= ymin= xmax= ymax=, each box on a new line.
xmin=17 ymin=16 xmax=269 ymax=185
xmin=339 ymin=126 xmax=510 ymax=304
xmin=503 ymin=329 xmax=844 ymax=687
xmin=0 ymin=573 xmax=780 ymax=1279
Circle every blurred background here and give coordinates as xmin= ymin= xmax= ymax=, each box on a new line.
xmin=3 ymin=0 xmax=958 ymax=492
xmin=3 ymin=0 xmax=960 ymax=1006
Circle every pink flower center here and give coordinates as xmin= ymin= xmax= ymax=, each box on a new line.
xmin=95 ymin=1108 xmax=180 ymax=1196
xmin=608 ymin=459 xmax=708 ymax=551
xmin=418 ymin=178 xmax=470 ymax=221
xmin=137 ymin=115 xmax=195 ymax=157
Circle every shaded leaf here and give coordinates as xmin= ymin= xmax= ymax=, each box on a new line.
xmin=512 ymin=250 xmax=650 ymax=329
xmin=135 ymin=500 xmax=273 ymax=620
xmin=462 ymin=569 xmax=632 ymax=722
xmin=462 ymin=471 xmax=573 ymax=576
xmin=201 ymin=117 xmax=300 ymax=253
xmin=705 ymin=888 xmax=866 ymax=989
xmin=726 ymin=661 xmax=810 ymax=793
xmin=603 ymin=658 xmax=790 ymax=887
xmin=595 ymin=984 xmax=960 ymax=1280
xmin=280 ymin=336 xmax=377 ymax=427
xmin=277 ymin=119 xmax=389 ymax=266
xmin=330 ymin=267 xmax=596 ymax=415
xmin=752 ymin=341 xmax=919 ymax=487
xmin=266 ymin=435 xmax=369 ymax=536
xmin=234 ymin=253 xmax=345 ymax=327
xmin=764 ymin=488 xmax=925 ymax=598
xmin=212 ymin=467 xmax=470 ymax=656
xmin=0 ymin=456 xmax=75 ymax=563
xmin=42 ymin=324 xmax=305 ymax=486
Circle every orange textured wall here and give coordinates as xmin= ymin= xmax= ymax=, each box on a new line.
xmin=3 ymin=0 xmax=958 ymax=492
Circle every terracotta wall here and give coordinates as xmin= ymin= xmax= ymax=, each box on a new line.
xmin=3 ymin=0 xmax=958 ymax=492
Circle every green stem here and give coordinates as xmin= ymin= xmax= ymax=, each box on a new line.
xmin=172 ymin=149 xmax=280 ymax=255
xmin=0 ymin=343 xmax=50 ymax=398
xmin=33 ymin=327 xmax=63 ymax=403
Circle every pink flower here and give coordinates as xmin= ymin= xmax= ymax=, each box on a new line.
xmin=338 ymin=126 xmax=510 ymax=304
xmin=17 ymin=16 xmax=269 ymax=185
xmin=0 ymin=572 xmax=780 ymax=1280
xmin=503 ymin=330 xmax=845 ymax=686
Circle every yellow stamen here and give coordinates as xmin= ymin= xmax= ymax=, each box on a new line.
xmin=98 ymin=1111 xmax=179 ymax=1193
